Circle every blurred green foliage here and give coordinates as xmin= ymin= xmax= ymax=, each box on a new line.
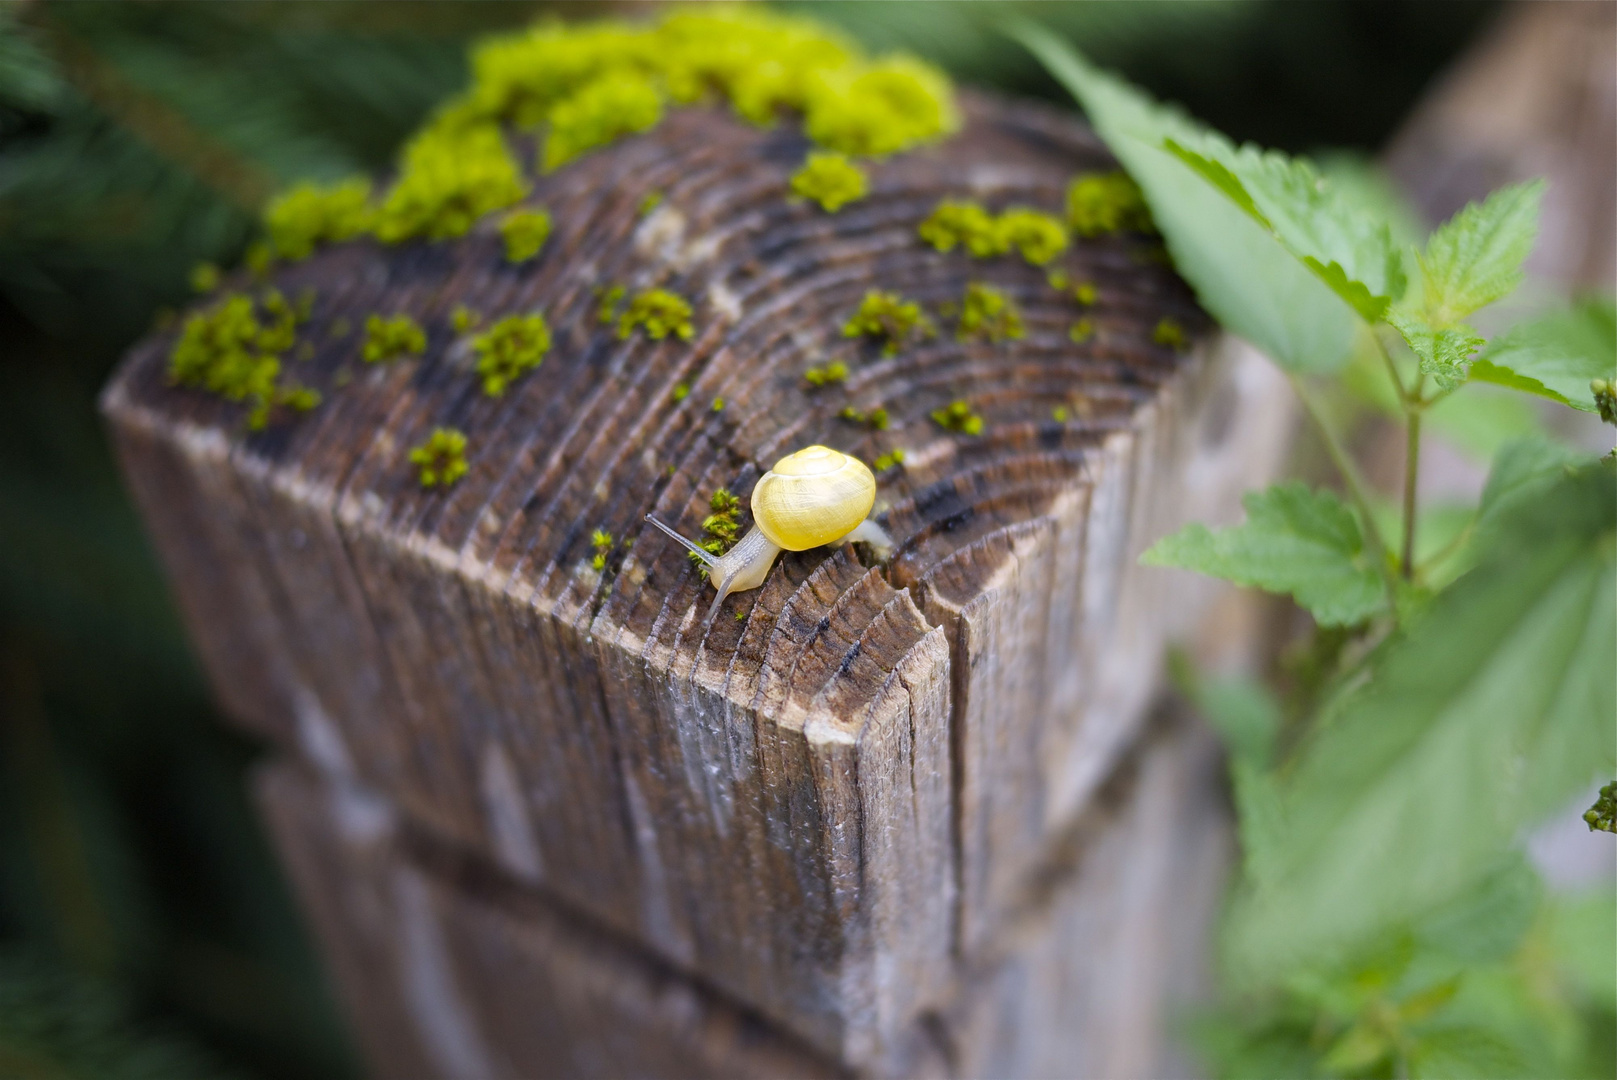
xmin=0 ymin=2 xmax=1502 ymax=1075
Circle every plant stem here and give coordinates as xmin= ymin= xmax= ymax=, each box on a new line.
xmin=1288 ymin=374 xmax=1396 ymax=588
xmin=1402 ymin=407 xmax=1420 ymax=580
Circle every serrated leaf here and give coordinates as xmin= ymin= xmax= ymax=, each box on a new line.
xmin=1417 ymin=180 xmax=1544 ymax=325
xmin=1228 ymin=461 xmax=1617 ymax=976
xmin=1014 ymin=23 xmax=1359 ymax=373
xmin=1141 ymin=483 xmax=1386 ymax=626
xmin=1161 ymin=124 xmax=1405 ymax=324
xmin=1387 ymin=308 xmax=1486 ymax=391
xmin=1469 ymin=296 xmax=1616 ymax=413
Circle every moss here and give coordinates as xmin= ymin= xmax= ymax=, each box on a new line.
xmin=618 ymin=289 xmax=694 ymax=341
xmin=840 ymin=405 xmax=889 ymax=430
xmin=190 ymin=263 xmax=220 ymax=294
xmin=918 ymin=200 xmax=1004 ymax=257
xmin=1051 ymin=405 xmax=1070 ymax=422
xmin=672 ymin=382 xmax=690 ymax=402
xmin=362 ymin=314 xmax=426 ymax=364
xmin=409 ymin=428 xmax=469 ymax=488
xmin=803 ymin=360 xmax=849 ymax=388
xmin=931 ymin=399 xmax=983 ymax=435
xmin=843 ymin=290 xmax=930 ymax=356
xmin=451 ymin=305 xmax=481 ymax=333
xmin=500 ymin=208 xmax=552 ymax=262
xmin=710 ymin=397 xmax=725 ymax=412
xmin=638 ymin=191 xmax=664 ymax=216
xmin=596 ymin=284 xmax=626 ymax=325
xmin=956 ymin=282 xmax=1023 ymax=343
xmin=803 ymin=56 xmax=957 ymax=157
xmin=544 ymin=70 xmax=664 ymax=171
xmin=264 ymin=177 xmax=373 ymax=260
xmin=1070 ymin=318 xmax=1095 ymax=344
xmin=1073 ymin=282 xmax=1097 ymax=305
xmin=1066 ymin=171 xmax=1154 ymax=238
xmin=997 ymin=208 xmax=1068 ymax=266
xmin=244 ymin=242 xmax=274 ymax=278
xmin=698 ymin=487 xmax=742 ymax=560
xmin=1153 ymin=317 xmax=1187 ymax=349
xmin=473 ymin=313 xmax=551 ymax=396
xmin=168 ymin=291 xmax=318 ymax=429
xmin=1047 ymin=269 xmax=1070 ymax=290
xmin=590 ymin=528 xmax=615 ymax=571
xmin=872 ymin=448 xmax=906 ymax=471
xmin=790 ymin=152 xmax=867 ymax=212
xmin=372 ymin=123 xmax=528 ymax=243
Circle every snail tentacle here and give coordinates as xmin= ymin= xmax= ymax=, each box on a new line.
xmin=645 ymin=514 xmax=717 ymax=568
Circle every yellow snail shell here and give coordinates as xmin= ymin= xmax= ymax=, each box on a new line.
xmin=752 ymin=445 xmax=877 ymax=551
xmin=644 ymin=445 xmax=891 ymax=627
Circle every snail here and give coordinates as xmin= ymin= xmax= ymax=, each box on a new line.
xmin=647 ymin=445 xmax=894 ymax=624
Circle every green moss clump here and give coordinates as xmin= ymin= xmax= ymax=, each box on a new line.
xmin=639 ymin=191 xmax=664 ymax=216
xmin=931 ymin=399 xmax=983 ymax=435
xmin=264 ymin=177 xmax=373 ymax=260
xmin=843 ymin=290 xmax=931 ymax=355
xmin=168 ymin=292 xmax=318 ymax=429
xmin=697 ymin=487 xmax=742 ymax=562
xmin=790 ymin=152 xmax=868 ymax=212
xmin=372 ymin=124 xmax=528 ymax=243
xmin=618 ymin=289 xmax=694 ymax=341
xmin=672 ymin=382 xmax=690 ymax=402
xmin=803 ymin=56 xmax=958 ymax=157
xmin=872 ymin=448 xmax=906 ymax=471
xmin=500 ymin=208 xmax=553 ymax=262
xmin=1153 ymin=317 xmax=1187 ymax=350
xmin=918 ymin=200 xmax=1005 ymax=257
xmin=473 ymin=313 xmax=551 ymax=396
xmin=591 ymin=528 xmax=615 ymax=571
xmin=804 ymin=360 xmax=849 ymax=387
xmin=543 ymin=71 xmax=664 ymax=171
xmin=840 ymin=405 xmax=889 ymax=430
xmin=451 ymin=306 xmax=481 ymax=333
xmin=996 ymin=208 xmax=1068 ymax=266
xmin=1073 ymin=282 xmax=1097 ymax=305
xmin=957 ymin=283 xmax=1023 ymax=343
xmin=409 ymin=428 xmax=469 ymax=488
xmin=362 ymin=314 xmax=426 ymax=364
xmin=1066 ymin=171 xmax=1154 ymax=237
xmin=1070 ymin=318 xmax=1095 ymax=344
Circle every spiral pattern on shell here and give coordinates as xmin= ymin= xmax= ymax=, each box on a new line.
xmin=751 ymin=446 xmax=876 ymax=551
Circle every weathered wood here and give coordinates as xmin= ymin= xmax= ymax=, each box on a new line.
xmin=256 ymin=705 xmax=1228 ymax=1080
xmin=104 ymin=95 xmax=1289 ymax=1065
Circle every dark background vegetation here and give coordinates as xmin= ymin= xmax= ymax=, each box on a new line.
xmin=0 ymin=3 xmax=1501 ymax=1075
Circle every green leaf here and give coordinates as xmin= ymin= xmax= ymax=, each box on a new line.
xmin=1141 ymin=483 xmax=1386 ymax=627
xmin=1386 ymin=308 xmax=1486 ymax=391
xmin=1228 ymin=461 xmax=1617 ymax=976
xmin=1474 ymin=437 xmax=1587 ymax=544
xmin=1013 ymin=22 xmax=1360 ymax=373
xmin=1469 ymin=296 xmax=1617 ymax=413
xmin=1416 ymin=180 xmax=1545 ymax=326
xmin=1163 ymin=139 xmax=1406 ymax=322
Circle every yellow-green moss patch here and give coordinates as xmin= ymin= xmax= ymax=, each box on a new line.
xmin=791 ymin=152 xmax=868 ymax=212
xmin=931 ymin=399 xmax=983 ymax=435
xmin=410 ymin=428 xmax=469 ymax=488
xmin=372 ymin=124 xmax=528 ymax=243
xmin=617 ymin=289 xmax=694 ymax=341
xmin=956 ymin=282 xmax=1023 ymax=343
xmin=362 ymin=314 xmax=427 ymax=364
xmin=500 ymin=208 xmax=552 ymax=262
xmin=804 ymin=360 xmax=850 ymax=387
xmin=264 ymin=177 xmax=373 ymax=259
xmin=918 ymin=200 xmax=1005 ymax=257
xmin=996 ymin=208 xmax=1068 ymax=266
xmin=473 ymin=313 xmax=551 ymax=396
xmin=843 ymin=290 xmax=931 ymax=355
xmin=1066 ymin=171 xmax=1154 ymax=237
xmin=168 ymin=291 xmax=318 ymax=429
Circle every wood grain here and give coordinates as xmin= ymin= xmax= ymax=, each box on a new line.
xmin=255 ymin=704 xmax=1229 ymax=1080
xmin=103 ymin=94 xmax=1290 ymax=1064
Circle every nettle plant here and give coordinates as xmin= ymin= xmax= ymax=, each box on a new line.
xmin=1021 ymin=26 xmax=1616 ymax=1080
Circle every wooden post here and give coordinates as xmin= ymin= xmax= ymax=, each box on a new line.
xmin=104 ymin=95 xmax=1289 ymax=1074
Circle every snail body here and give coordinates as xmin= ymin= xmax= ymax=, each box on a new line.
xmin=647 ymin=445 xmax=893 ymax=624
